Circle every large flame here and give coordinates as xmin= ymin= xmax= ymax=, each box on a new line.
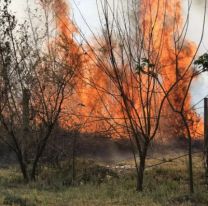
xmin=48 ymin=0 xmax=203 ymax=139
xmin=139 ymin=0 xmax=203 ymax=139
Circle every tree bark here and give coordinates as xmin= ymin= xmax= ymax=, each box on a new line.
xmin=18 ymin=154 xmax=29 ymax=182
xmin=71 ymin=132 xmax=77 ymax=185
xmin=136 ymin=145 xmax=148 ymax=192
xmin=181 ymin=113 xmax=194 ymax=194
xmin=30 ymin=125 xmax=54 ymax=181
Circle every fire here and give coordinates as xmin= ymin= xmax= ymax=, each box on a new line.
xmin=139 ymin=0 xmax=203 ymax=139
xmin=47 ymin=0 xmax=203 ymax=139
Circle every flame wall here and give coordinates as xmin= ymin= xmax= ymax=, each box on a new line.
xmin=47 ymin=0 xmax=203 ymax=139
xmin=139 ymin=0 xmax=203 ymax=139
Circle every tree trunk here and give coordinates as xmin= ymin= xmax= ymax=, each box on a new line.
xmin=21 ymin=89 xmax=30 ymax=182
xmin=188 ymin=136 xmax=194 ymax=194
xmin=71 ymin=133 xmax=77 ymax=186
xmin=22 ymin=89 xmax=30 ymax=165
xmin=181 ymin=113 xmax=194 ymax=194
xmin=136 ymin=146 xmax=148 ymax=192
xmin=30 ymin=154 xmax=39 ymax=181
xmin=18 ymin=155 xmax=29 ymax=182
xmin=30 ymin=125 xmax=54 ymax=181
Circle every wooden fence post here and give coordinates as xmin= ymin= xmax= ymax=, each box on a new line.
xmin=204 ymin=98 xmax=208 ymax=184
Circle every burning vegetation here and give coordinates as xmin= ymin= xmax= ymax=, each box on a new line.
xmin=40 ymin=0 xmax=207 ymax=192
xmin=49 ymin=0 xmax=203 ymax=140
xmin=0 ymin=0 xmax=208 ymax=196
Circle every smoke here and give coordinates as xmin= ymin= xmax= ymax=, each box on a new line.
xmin=192 ymin=0 xmax=205 ymax=8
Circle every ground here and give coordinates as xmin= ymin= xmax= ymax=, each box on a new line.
xmin=0 ymin=152 xmax=208 ymax=206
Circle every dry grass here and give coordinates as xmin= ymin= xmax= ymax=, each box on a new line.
xmin=0 ymin=153 xmax=208 ymax=206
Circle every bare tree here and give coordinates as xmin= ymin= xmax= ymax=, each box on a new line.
xmin=71 ymin=0 xmax=208 ymax=192
xmin=0 ymin=0 xmax=81 ymax=181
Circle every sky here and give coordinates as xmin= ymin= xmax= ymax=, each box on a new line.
xmin=9 ymin=0 xmax=208 ymax=112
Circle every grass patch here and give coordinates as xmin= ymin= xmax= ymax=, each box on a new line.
xmin=0 ymin=155 xmax=207 ymax=205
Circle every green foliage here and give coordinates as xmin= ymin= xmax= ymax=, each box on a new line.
xmin=194 ymin=53 xmax=208 ymax=70
xmin=135 ymin=58 xmax=155 ymax=73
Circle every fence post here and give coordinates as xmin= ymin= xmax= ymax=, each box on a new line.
xmin=204 ymin=98 xmax=208 ymax=184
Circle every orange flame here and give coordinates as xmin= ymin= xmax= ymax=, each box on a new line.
xmin=48 ymin=0 xmax=203 ymax=139
xmin=140 ymin=0 xmax=203 ymax=139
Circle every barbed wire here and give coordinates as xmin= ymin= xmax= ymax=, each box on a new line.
xmin=145 ymin=151 xmax=203 ymax=169
xmin=188 ymin=94 xmax=208 ymax=112
xmin=44 ymin=142 xmax=204 ymax=171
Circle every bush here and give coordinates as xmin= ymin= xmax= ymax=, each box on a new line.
xmin=78 ymin=164 xmax=118 ymax=185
